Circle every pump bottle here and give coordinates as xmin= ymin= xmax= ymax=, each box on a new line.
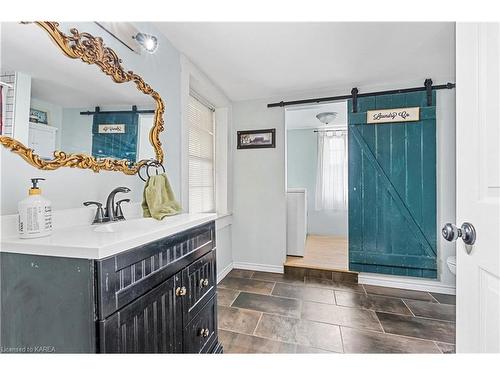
xmin=18 ymin=178 xmax=52 ymax=239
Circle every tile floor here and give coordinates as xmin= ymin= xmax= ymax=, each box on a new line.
xmin=217 ymin=269 xmax=456 ymax=354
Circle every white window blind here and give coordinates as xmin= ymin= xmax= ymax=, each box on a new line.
xmin=188 ymin=93 xmax=215 ymax=213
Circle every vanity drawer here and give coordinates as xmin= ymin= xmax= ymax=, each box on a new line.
xmin=183 ymin=295 xmax=217 ymax=353
xmin=97 ymin=221 xmax=215 ymax=319
xmin=182 ymin=249 xmax=216 ymax=322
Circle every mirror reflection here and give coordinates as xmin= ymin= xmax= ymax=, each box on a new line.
xmin=0 ymin=22 xmax=156 ymax=163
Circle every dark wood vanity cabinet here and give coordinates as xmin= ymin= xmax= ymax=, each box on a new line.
xmin=0 ymin=221 xmax=222 ymax=354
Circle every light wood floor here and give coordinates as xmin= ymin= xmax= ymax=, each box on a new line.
xmin=285 ymin=235 xmax=348 ymax=271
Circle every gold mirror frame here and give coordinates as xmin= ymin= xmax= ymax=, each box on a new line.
xmin=0 ymin=21 xmax=164 ymax=175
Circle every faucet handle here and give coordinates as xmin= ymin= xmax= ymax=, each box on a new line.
xmin=115 ymin=199 xmax=130 ymax=220
xmin=83 ymin=201 xmax=105 ymax=224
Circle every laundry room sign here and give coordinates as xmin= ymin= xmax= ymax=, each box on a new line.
xmin=98 ymin=124 xmax=126 ymax=133
xmin=367 ymin=107 xmax=420 ymax=124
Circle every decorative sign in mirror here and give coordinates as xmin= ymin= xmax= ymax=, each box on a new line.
xmin=0 ymin=22 xmax=164 ymax=174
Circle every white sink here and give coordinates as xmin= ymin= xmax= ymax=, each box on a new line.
xmin=94 ymin=218 xmax=158 ymax=233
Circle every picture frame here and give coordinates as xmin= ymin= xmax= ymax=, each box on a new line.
xmin=237 ymin=128 xmax=276 ymax=149
xmin=29 ymin=108 xmax=49 ymax=125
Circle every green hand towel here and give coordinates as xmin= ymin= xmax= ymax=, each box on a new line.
xmin=142 ymin=173 xmax=182 ymax=220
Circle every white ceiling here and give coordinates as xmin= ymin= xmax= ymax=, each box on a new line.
xmin=155 ymin=22 xmax=455 ymax=101
xmin=285 ymin=101 xmax=347 ymax=130
xmin=1 ymin=22 xmax=153 ymax=108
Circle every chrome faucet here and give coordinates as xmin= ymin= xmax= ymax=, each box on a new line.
xmin=83 ymin=186 xmax=131 ymax=224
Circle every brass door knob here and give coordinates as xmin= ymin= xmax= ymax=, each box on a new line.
xmin=175 ymin=286 xmax=187 ymax=296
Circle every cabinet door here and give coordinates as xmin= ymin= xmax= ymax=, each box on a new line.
xmin=99 ymin=274 xmax=181 ymax=353
xmin=182 ymin=250 xmax=216 ymax=323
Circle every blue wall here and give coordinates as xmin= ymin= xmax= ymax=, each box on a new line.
xmin=287 ymin=129 xmax=348 ymax=237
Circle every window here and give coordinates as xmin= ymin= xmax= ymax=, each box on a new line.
xmin=315 ymin=130 xmax=348 ymax=210
xmin=188 ymin=93 xmax=215 ymax=213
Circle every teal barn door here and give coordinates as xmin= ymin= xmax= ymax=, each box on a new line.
xmin=348 ymin=91 xmax=437 ymax=278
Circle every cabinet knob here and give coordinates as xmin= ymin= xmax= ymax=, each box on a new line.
xmin=198 ymin=328 xmax=210 ymax=337
xmin=175 ymin=286 xmax=187 ymax=296
xmin=199 ymin=278 xmax=209 ymax=288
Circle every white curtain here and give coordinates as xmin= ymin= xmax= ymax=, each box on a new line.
xmin=315 ymin=130 xmax=348 ymax=211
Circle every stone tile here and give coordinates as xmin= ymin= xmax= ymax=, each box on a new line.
xmin=335 ymin=291 xmax=412 ymax=315
xmin=227 ymin=269 xmax=254 ymax=279
xmin=217 ymin=306 xmax=262 ymax=334
xmin=272 ymin=282 xmax=335 ymax=304
xmin=302 ymin=301 xmax=382 ymax=332
xmin=304 ymin=277 xmax=365 ymax=293
xmin=341 ymin=327 xmax=441 ymax=354
xmin=435 ymin=342 xmax=456 ymax=354
xmin=404 ymin=299 xmax=456 ymax=322
xmin=218 ymin=276 xmax=275 ymax=295
xmin=217 ymin=288 xmax=240 ymax=306
xmin=430 ymin=292 xmax=456 ymax=305
xmin=377 ymin=312 xmax=456 ymax=344
xmin=252 ymin=271 xmax=304 ymax=285
xmin=254 ymin=313 xmax=343 ymax=353
xmin=232 ymin=292 xmax=302 ymax=318
xmin=219 ymin=329 xmax=296 ymax=353
xmin=364 ymin=285 xmax=435 ymax=302
xmin=295 ymin=345 xmax=336 ymax=354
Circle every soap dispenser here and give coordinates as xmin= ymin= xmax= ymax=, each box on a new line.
xmin=18 ymin=178 xmax=52 ymax=239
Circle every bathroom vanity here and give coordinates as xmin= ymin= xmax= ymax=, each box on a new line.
xmin=0 ymin=215 xmax=221 ymax=354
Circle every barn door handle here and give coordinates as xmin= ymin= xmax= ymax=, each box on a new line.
xmin=442 ymin=222 xmax=476 ymax=246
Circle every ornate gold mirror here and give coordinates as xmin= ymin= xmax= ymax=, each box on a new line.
xmin=0 ymin=21 xmax=164 ymax=174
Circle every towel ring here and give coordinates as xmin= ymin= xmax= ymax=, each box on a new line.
xmin=138 ymin=160 xmax=165 ymax=182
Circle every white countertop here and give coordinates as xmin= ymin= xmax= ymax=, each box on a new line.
xmin=0 ymin=213 xmax=217 ymax=260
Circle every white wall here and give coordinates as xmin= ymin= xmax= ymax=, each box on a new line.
xmin=231 ymin=99 xmax=286 ymax=272
xmin=60 ymin=107 xmax=93 ymax=154
xmin=31 ymin=97 xmax=63 ymax=149
xmin=436 ymin=89 xmax=456 ymax=287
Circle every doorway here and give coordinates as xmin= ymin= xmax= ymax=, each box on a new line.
xmin=284 ymin=101 xmax=349 ymax=271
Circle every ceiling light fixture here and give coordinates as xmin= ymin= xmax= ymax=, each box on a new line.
xmin=316 ymin=112 xmax=338 ymax=125
xmin=133 ymin=32 xmax=159 ymax=54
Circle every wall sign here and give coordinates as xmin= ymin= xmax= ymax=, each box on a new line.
xmin=367 ymin=107 xmax=420 ymax=124
xmin=98 ymin=124 xmax=125 ymax=133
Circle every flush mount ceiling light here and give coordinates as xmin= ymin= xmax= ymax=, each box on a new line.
xmin=133 ymin=32 xmax=159 ymax=54
xmin=316 ymin=112 xmax=338 ymax=125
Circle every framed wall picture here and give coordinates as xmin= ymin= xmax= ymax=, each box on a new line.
xmin=29 ymin=108 xmax=49 ymax=125
xmin=237 ymin=128 xmax=276 ymax=149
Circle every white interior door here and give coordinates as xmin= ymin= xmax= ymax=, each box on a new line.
xmin=455 ymin=23 xmax=500 ymax=353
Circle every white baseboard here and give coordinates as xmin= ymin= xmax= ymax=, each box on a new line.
xmin=217 ymin=262 xmax=234 ymax=284
xmin=232 ymin=261 xmax=284 ymax=274
xmin=359 ymin=272 xmax=456 ymax=295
